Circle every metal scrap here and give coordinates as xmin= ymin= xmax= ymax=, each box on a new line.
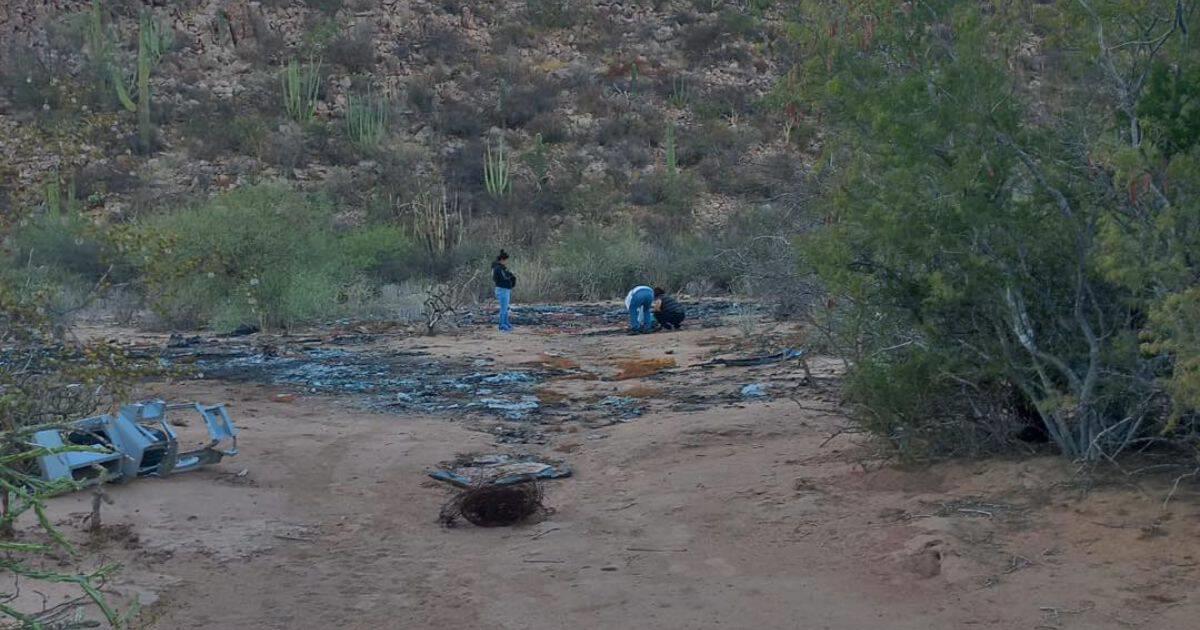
xmin=34 ymin=400 xmax=239 ymax=485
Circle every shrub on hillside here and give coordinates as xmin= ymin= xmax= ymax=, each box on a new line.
xmin=494 ymin=80 xmax=560 ymax=129
xmin=260 ymin=123 xmax=310 ymax=171
xmin=419 ymin=25 xmax=469 ymax=63
xmin=526 ymin=0 xmax=582 ymax=29
xmin=436 ymin=99 xmax=484 ymax=138
xmin=597 ymin=110 xmax=665 ymax=147
xmin=182 ymin=105 xmax=269 ymax=161
xmin=629 ymin=172 xmax=697 ymax=217
xmin=302 ymin=0 xmax=344 ymax=16
xmin=406 ymin=75 xmax=437 ymax=114
xmin=527 ymin=110 xmax=571 ymax=143
xmin=327 ymin=23 xmax=376 ymax=73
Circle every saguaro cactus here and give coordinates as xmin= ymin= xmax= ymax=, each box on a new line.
xmin=113 ymin=11 xmax=171 ymax=153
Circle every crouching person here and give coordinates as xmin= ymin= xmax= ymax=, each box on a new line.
xmin=625 ymin=284 xmax=655 ymax=334
xmin=653 ymin=287 xmax=686 ymax=330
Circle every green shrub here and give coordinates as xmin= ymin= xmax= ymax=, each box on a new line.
xmin=546 ymin=223 xmax=645 ymax=300
xmin=8 ymin=206 xmax=111 ymax=281
xmin=140 ymin=185 xmax=370 ymax=331
xmin=527 ymin=0 xmax=580 ymax=29
xmin=340 ymin=225 xmax=423 ymax=284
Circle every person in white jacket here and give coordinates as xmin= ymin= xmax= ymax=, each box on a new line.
xmin=625 ymin=285 xmax=655 ymax=334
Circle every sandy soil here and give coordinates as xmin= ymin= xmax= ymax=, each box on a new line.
xmin=26 ymin=313 xmax=1200 ymax=629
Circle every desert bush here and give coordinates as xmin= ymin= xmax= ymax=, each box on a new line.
xmin=138 ymin=185 xmax=387 ymax=331
xmin=71 ymin=161 xmax=143 ymax=202
xmin=494 ymin=81 xmax=560 ymax=129
xmin=563 ymin=180 xmax=622 ymax=222
xmin=183 ymin=108 xmax=269 ymax=160
xmin=441 ymin=142 xmax=486 ymax=195
xmin=436 ymin=99 xmax=484 ymax=138
xmin=0 ymin=44 xmax=76 ymax=114
xmin=547 ymin=223 xmax=646 ymax=300
xmin=681 ymin=9 xmax=760 ymax=61
xmin=629 ymin=171 xmax=697 ymax=217
xmin=238 ymin=10 xmax=286 ymax=64
xmin=303 ymin=0 xmax=344 ymax=15
xmin=328 ymin=23 xmax=376 ymax=73
xmin=492 ymin=21 xmax=538 ymax=51
xmin=419 ymin=24 xmax=469 ymax=63
xmin=7 ymin=206 xmax=110 ymax=282
xmin=406 ymin=75 xmax=437 ymax=114
xmin=526 ymin=0 xmax=581 ymax=29
xmin=676 ymin=120 xmax=745 ymax=167
xmin=527 ymin=110 xmax=571 ymax=143
xmin=260 ymin=122 xmax=309 ymax=171
xmin=597 ymin=110 xmax=665 ymax=147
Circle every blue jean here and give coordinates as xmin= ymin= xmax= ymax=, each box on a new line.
xmin=495 ymin=287 xmax=512 ymax=331
xmin=628 ymin=287 xmax=655 ymax=331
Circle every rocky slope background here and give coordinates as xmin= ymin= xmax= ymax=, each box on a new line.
xmin=1 ymin=1 xmax=807 ymax=314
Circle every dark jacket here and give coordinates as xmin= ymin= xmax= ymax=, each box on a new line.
xmin=492 ymin=261 xmax=516 ymax=289
xmin=657 ymin=295 xmax=685 ymax=319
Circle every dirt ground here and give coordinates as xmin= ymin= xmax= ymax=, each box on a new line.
xmin=27 ymin=307 xmax=1200 ymax=629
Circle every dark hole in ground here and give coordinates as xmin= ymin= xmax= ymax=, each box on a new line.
xmin=439 ymin=482 xmax=545 ymax=527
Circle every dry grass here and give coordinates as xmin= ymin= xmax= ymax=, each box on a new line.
xmin=528 ymin=353 xmax=580 ymax=371
xmin=621 ymin=385 xmax=664 ymax=398
xmin=614 ymin=357 xmax=677 ymax=380
xmin=535 ymin=387 xmax=570 ymax=405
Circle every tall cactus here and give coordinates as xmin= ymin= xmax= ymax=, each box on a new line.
xmin=112 ymin=10 xmax=172 ymax=153
xmin=86 ymin=2 xmax=169 ymax=152
xmin=282 ymin=58 xmax=322 ymax=124
xmin=665 ymin=124 xmax=678 ymax=176
xmin=484 ymin=140 xmax=512 ymax=198
xmin=346 ymin=90 xmax=388 ymax=148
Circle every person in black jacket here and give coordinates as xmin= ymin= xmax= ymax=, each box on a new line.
xmin=652 ymin=287 xmax=686 ymax=330
xmin=491 ymin=250 xmax=516 ymax=332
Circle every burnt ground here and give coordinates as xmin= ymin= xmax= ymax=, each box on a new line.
xmin=18 ymin=300 xmax=1200 ymax=629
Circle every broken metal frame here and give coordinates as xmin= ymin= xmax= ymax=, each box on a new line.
xmin=33 ymin=400 xmax=238 ymax=485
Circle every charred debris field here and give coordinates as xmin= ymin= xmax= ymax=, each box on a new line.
xmin=133 ymin=300 xmax=799 ymax=444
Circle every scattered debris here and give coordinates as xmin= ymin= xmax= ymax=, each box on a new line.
xmin=34 ymin=400 xmax=238 ymax=486
xmin=223 ymin=323 xmax=260 ymax=337
xmin=428 ymin=453 xmax=572 ymax=487
xmin=166 ymin=333 xmax=203 ymax=348
xmin=596 ymin=396 xmax=646 ymax=420
xmin=187 ymin=345 xmax=546 ymax=420
xmin=703 ymin=348 xmax=804 ymax=368
xmin=740 ymin=383 xmax=768 ymax=398
xmin=479 ymin=396 xmax=541 ymax=419
xmin=439 ymin=482 xmax=545 ymax=527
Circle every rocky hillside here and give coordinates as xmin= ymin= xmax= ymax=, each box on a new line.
xmin=1 ymin=0 xmax=804 ymax=237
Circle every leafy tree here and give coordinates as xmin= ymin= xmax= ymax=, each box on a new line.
xmin=780 ymin=0 xmax=1199 ymax=459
